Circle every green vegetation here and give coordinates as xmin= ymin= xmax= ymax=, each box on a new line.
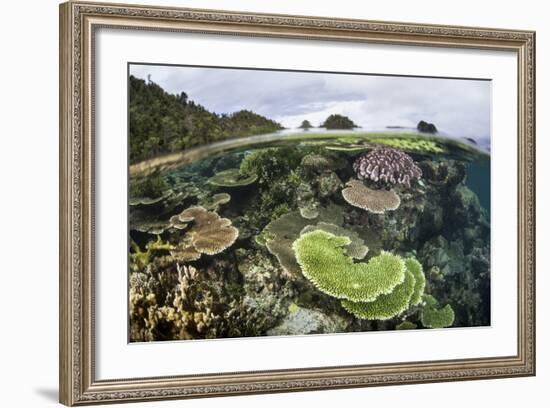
xmin=129 ymin=76 xmax=283 ymax=163
xmin=239 ymin=147 xmax=303 ymax=183
xmin=320 ymin=114 xmax=358 ymax=129
xmin=270 ymin=203 xmax=291 ymax=221
xmin=129 ymin=175 xmax=169 ymax=199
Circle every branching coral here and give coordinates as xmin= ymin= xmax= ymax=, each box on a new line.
xmin=293 ymin=230 xmax=406 ymax=302
xmin=170 ymin=206 xmax=238 ymax=262
xmin=129 ymin=175 xmax=170 ymax=201
xmin=130 ymin=236 xmax=175 ymax=271
xmin=130 ymin=257 xmax=272 ymax=341
xmin=420 ymin=294 xmax=455 ymax=328
xmin=208 ymin=168 xmax=257 ymax=187
xmin=341 ymin=180 xmax=400 ymax=214
xmin=130 ymin=263 xmax=229 ymax=341
xmin=300 ymin=154 xmax=334 ymax=172
xmin=353 ymin=146 xmax=422 ymax=188
xmin=238 ymin=147 xmax=303 ymax=184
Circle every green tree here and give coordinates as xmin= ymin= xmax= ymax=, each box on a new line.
xmin=128 ymin=76 xmax=283 ymax=163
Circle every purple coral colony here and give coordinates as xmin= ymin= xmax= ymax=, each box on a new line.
xmin=128 ymin=74 xmax=491 ymax=342
xmin=353 ymin=147 xmax=423 ymax=188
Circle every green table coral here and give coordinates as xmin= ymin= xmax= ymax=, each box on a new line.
xmin=406 ymin=257 xmax=426 ymax=306
xmin=208 ymin=168 xmax=258 ymax=187
xmin=300 ymin=222 xmax=368 ymax=260
xmin=293 ymin=229 xmax=430 ymax=322
xmin=341 ymin=268 xmax=415 ymax=320
xmin=293 ymin=230 xmax=406 ymax=302
xmin=420 ymin=294 xmax=455 ymax=328
xmin=396 ymin=321 xmax=418 ymax=330
xmin=262 ymin=206 xmax=344 ymax=276
xmin=370 ymin=137 xmax=445 ymax=154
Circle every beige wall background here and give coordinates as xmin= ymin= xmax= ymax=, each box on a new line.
xmin=0 ymin=0 xmax=545 ymax=406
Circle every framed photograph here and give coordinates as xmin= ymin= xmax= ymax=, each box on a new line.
xmin=59 ymin=1 xmax=536 ymax=405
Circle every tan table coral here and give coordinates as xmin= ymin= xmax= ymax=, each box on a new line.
xmin=341 ymin=179 xmax=400 ymax=214
xmin=170 ymin=206 xmax=239 ymax=262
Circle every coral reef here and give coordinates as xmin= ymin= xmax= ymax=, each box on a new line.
xmin=128 ymin=129 xmax=490 ymax=340
xmin=353 ymin=147 xmax=422 ymax=187
xmin=341 ymin=179 xmax=400 ymax=214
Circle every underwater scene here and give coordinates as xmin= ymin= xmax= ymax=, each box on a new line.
xmin=128 ymin=66 xmax=491 ymax=342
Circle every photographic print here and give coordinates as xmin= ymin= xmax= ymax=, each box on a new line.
xmin=128 ymin=64 xmax=491 ymax=342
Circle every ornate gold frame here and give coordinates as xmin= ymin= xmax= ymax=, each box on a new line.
xmin=59 ymin=1 xmax=536 ymax=405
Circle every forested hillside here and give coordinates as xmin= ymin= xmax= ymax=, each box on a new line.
xmin=129 ymin=75 xmax=283 ymax=163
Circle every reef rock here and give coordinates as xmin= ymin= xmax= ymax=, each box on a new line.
xmin=267 ymin=305 xmax=350 ymax=336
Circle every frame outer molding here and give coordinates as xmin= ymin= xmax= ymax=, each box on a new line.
xmin=59 ymin=1 xmax=536 ymax=406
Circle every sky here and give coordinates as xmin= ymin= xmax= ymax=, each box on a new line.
xmin=130 ymin=64 xmax=491 ymax=144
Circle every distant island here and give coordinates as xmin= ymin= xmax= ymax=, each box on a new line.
xmin=417 ymin=120 xmax=438 ymax=134
xmin=299 ymin=120 xmax=313 ymax=130
xmin=129 ymin=76 xmax=283 ymax=163
xmin=320 ymin=114 xmax=358 ymax=130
